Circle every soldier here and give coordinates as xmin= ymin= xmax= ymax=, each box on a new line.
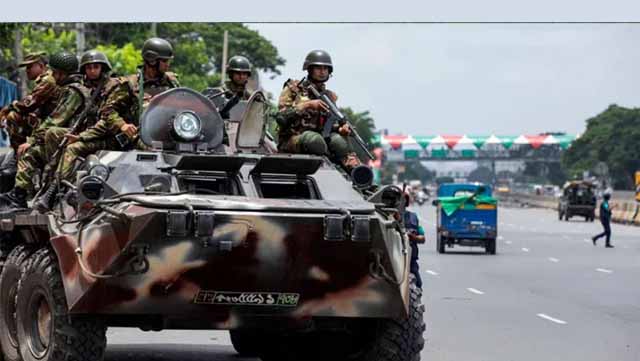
xmin=34 ymin=50 xmax=120 ymax=212
xmin=204 ymin=55 xmax=254 ymax=145
xmin=276 ymin=50 xmax=360 ymax=172
xmin=0 ymin=51 xmax=89 ymax=210
xmin=0 ymin=52 xmax=61 ymax=151
xmin=55 ymin=38 xmax=179 ymax=190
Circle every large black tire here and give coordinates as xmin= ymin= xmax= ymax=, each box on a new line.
xmin=259 ymin=275 xmax=426 ymax=361
xmin=437 ymin=235 xmax=445 ymax=254
xmin=15 ymin=247 xmax=107 ymax=361
xmin=230 ymin=329 xmax=262 ymax=357
xmin=0 ymin=245 xmax=34 ymax=361
xmin=360 ymin=274 xmax=426 ymax=361
xmin=485 ymin=238 xmax=497 ymax=255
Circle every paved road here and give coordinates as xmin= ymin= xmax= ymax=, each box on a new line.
xmin=104 ymin=206 xmax=639 ymax=361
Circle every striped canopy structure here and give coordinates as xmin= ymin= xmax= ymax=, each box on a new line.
xmin=372 ymin=134 xmax=578 ymax=160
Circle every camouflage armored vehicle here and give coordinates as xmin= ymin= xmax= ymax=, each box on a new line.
xmin=0 ymin=88 xmax=425 ymax=361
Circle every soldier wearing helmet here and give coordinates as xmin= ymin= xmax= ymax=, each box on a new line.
xmin=202 ymin=55 xmax=254 ymax=145
xmin=33 ymin=50 xmax=122 ymax=212
xmin=0 ymin=51 xmax=91 ymax=211
xmin=48 ymin=38 xmax=180 ymax=205
xmin=276 ymin=50 xmax=361 ymax=172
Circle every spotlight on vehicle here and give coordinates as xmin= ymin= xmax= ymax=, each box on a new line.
xmin=172 ymin=111 xmax=202 ymax=142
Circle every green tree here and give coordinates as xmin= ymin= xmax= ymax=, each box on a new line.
xmin=562 ymin=104 xmax=640 ymax=189
xmin=95 ymin=43 xmax=141 ymax=76
xmin=0 ymin=23 xmax=285 ymax=91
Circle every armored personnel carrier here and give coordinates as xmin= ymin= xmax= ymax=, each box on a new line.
xmin=0 ymin=88 xmax=425 ymax=361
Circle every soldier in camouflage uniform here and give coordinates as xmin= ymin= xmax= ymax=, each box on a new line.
xmin=276 ymin=50 xmax=360 ymax=172
xmin=55 ymin=38 xmax=179 ymax=188
xmin=0 ymin=52 xmax=61 ymax=151
xmin=0 ymin=51 xmax=90 ymax=210
xmin=205 ymin=55 xmax=254 ymax=145
xmin=33 ymin=50 xmax=120 ymax=212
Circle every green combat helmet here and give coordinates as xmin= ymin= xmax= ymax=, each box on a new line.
xmin=227 ymin=55 xmax=252 ymax=75
xmin=302 ymin=49 xmax=333 ymax=73
xmin=49 ymin=51 xmax=79 ymax=74
xmin=142 ymin=37 xmax=174 ymax=64
xmin=79 ymin=50 xmax=112 ymax=73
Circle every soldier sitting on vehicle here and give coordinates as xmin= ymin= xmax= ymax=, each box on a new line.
xmin=0 ymin=52 xmax=62 ymax=193
xmin=275 ymin=50 xmax=361 ymax=172
xmin=203 ymin=55 xmax=254 ymax=145
xmin=0 ymin=51 xmax=90 ymax=211
xmin=34 ymin=50 xmax=121 ymax=212
xmin=0 ymin=52 xmax=61 ymax=152
xmin=56 ymin=38 xmax=180 ymax=189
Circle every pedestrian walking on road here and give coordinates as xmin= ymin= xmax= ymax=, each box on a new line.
xmin=592 ymin=193 xmax=615 ymax=248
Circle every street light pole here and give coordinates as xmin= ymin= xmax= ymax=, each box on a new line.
xmin=221 ymin=30 xmax=228 ymax=85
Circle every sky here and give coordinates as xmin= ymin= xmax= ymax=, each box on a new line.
xmin=4 ymin=0 xmax=640 ymax=136
xmin=250 ymin=23 xmax=640 ymax=136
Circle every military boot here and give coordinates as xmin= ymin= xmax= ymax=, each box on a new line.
xmin=33 ymin=183 xmax=57 ymax=214
xmin=0 ymin=186 xmax=28 ymax=211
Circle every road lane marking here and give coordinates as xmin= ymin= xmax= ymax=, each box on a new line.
xmin=498 ymin=236 xmax=504 ymax=240
xmin=425 ymin=270 xmax=439 ymax=276
xmin=596 ymin=268 xmax=613 ymax=274
xmin=548 ymin=257 xmax=559 ymax=263
xmin=537 ymin=313 xmax=567 ymax=325
xmin=467 ymin=288 xmax=484 ymax=295
xmin=521 ymin=248 xmax=530 ymax=252
xmin=583 ymin=239 xmax=591 ymax=243
xmin=505 ymin=241 xmax=512 ymax=244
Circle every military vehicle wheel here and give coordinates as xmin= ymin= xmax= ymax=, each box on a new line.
xmin=259 ymin=275 xmax=425 ymax=361
xmin=437 ymin=235 xmax=445 ymax=254
xmin=16 ymin=247 xmax=107 ymax=361
xmin=564 ymin=213 xmax=570 ymax=221
xmin=359 ymin=274 xmax=425 ymax=361
xmin=0 ymin=245 xmax=34 ymax=361
xmin=230 ymin=329 xmax=262 ymax=356
xmin=485 ymin=239 xmax=497 ymax=255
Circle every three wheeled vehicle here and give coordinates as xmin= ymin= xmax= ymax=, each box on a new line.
xmin=558 ymin=180 xmax=596 ymax=222
xmin=433 ymin=183 xmax=498 ymax=254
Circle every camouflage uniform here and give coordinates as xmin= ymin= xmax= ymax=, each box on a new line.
xmin=56 ymin=71 xmax=179 ymax=184
xmin=0 ymin=69 xmax=61 ymax=150
xmin=15 ymin=75 xmax=89 ymax=193
xmin=277 ymin=78 xmax=358 ymax=169
xmin=45 ymin=75 xmax=122 ymax=182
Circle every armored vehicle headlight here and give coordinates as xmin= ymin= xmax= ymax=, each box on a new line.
xmin=89 ymin=164 xmax=110 ymax=181
xmin=173 ymin=111 xmax=202 ymax=141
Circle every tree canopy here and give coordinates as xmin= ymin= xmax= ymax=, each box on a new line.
xmin=562 ymin=104 xmax=640 ymax=190
xmin=0 ymin=23 xmax=285 ymax=91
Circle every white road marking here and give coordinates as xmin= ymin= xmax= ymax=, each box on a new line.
xmin=467 ymin=288 xmax=484 ymax=295
xmin=425 ymin=270 xmax=439 ymax=276
xmin=505 ymin=240 xmax=513 ymax=244
xmin=498 ymin=236 xmax=504 ymax=240
xmin=548 ymin=257 xmax=559 ymax=263
xmin=583 ymin=239 xmax=591 ymax=243
xmin=521 ymin=248 xmax=530 ymax=252
xmin=537 ymin=313 xmax=567 ymax=325
xmin=596 ymin=268 xmax=613 ymax=274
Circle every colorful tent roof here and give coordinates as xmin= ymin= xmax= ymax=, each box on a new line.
xmin=376 ymin=134 xmax=576 ymax=150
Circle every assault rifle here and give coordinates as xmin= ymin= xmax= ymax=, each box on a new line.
xmin=305 ymin=84 xmax=374 ymax=160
